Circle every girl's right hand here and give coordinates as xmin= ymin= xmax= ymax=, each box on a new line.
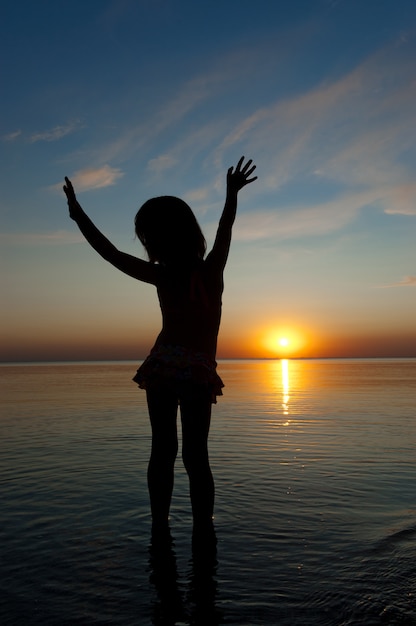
xmin=227 ymin=156 xmax=257 ymax=193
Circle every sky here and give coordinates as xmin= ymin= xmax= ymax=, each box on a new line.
xmin=1 ymin=0 xmax=416 ymax=361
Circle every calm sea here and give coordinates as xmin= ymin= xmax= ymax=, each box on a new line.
xmin=1 ymin=359 xmax=415 ymax=625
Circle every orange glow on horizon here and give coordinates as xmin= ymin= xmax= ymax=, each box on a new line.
xmin=217 ymin=321 xmax=319 ymax=359
xmin=2 ymin=316 xmax=416 ymax=362
xmin=259 ymin=326 xmax=309 ymax=358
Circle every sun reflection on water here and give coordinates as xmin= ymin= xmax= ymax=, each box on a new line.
xmin=265 ymin=358 xmax=292 ymax=424
xmin=281 ymin=358 xmax=290 ymax=416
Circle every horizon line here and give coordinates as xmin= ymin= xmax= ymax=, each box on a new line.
xmin=1 ymin=355 xmax=415 ymax=366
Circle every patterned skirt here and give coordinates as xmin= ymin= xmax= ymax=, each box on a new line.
xmin=132 ymin=344 xmax=224 ymax=403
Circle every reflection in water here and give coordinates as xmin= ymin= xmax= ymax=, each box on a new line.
xmin=281 ymin=359 xmax=290 ymax=416
xmin=149 ymin=526 xmax=220 ymax=625
xmin=149 ymin=528 xmax=183 ymax=625
xmin=2 ymin=361 xmax=416 ymax=624
xmin=189 ymin=532 xmax=221 ymax=626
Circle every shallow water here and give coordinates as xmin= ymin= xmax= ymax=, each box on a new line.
xmin=1 ymin=359 xmax=415 ymax=625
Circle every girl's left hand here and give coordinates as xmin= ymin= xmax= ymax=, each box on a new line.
xmin=63 ymin=177 xmax=82 ymax=219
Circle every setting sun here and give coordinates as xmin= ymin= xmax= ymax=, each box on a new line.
xmin=258 ymin=326 xmax=307 ymax=357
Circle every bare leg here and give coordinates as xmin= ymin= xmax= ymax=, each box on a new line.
xmin=180 ymin=388 xmax=215 ymax=526
xmin=146 ymin=387 xmax=178 ymax=528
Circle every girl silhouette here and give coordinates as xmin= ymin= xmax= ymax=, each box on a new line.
xmin=64 ymin=157 xmax=257 ymax=539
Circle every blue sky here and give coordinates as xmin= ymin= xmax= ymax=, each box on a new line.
xmin=1 ymin=0 xmax=415 ymax=361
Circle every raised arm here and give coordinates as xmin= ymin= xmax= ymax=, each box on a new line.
xmin=63 ymin=177 xmax=158 ymax=284
xmin=208 ymin=156 xmax=257 ymax=270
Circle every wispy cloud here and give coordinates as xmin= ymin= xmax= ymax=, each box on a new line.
xmin=62 ymin=165 xmax=124 ymax=191
xmin=143 ymin=121 xmax=228 ymax=195
xmin=184 ymin=187 xmax=210 ymax=204
xmin=2 ymin=121 xmax=82 ymax=144
xmin=230 ymin=178 xmax=415 ymax=243
xmin=383 ymin=184 xmax=416 ymax=216
xmin=147 ymin=154 xmax=177 ymax=173
xmin=133 ymin=35 xmax=416 ymax=234
xmin=2 ymin=130 xmax=22 ymax=142
xmin=88 ymin=72 xmax=228 ymax=165
xmin=89 ymin=46 xmax=265 ymax=166
xmin=380 ymin=275 xmax=416 ymax=288
xmin=55 ymin=31 xmax=416 ymax=230
xmin=212 ymin=37 xmax=416 ymax=218
xmin=30 ymin=120 xmax=83 ymax=143
xmin=0 ymin=230 xmax=84 ymax=246
xmin=232 ymin=188 xmax=381 ymax=241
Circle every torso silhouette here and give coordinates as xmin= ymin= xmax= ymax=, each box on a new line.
xmin=153 ymin=258 xmax=223 ymax=360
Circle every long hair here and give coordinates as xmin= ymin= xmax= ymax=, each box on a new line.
xmin=134 ymin=196 xmax=206 ymax=265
